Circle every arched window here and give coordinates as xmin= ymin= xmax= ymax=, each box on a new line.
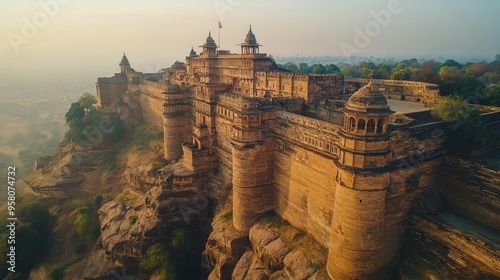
xmin=367 ymin=119 xmax=376 ymax=133
xmin=349 ymin=117 xmax=356 ymax=131
xmin=377 ymin=119 xmax=385 ymax=133
xmin=358 ymin=119 xmax=366 ymax=132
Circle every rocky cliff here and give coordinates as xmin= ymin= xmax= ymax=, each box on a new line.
xmin=202 ymin=211 xmax=330 ymax=280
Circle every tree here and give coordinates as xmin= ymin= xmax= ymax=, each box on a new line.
xmin=465 ymin=62 xmax=488 ymax=76
xmin=495 ymin=54 xmax=500 ymax=62
xmin=413 ymin=60 xmax=440 ymax=83
xmin=78 ymin=93 xmax=97 ymax=112
xmin=281 ymin=62 xmax=298 ymax=72
xmin=65 ymin=102 xmax=85 ymax=125
xmin=297 ymin=63 xmax=311 ymax=73
xmin=341 ymin=65 xmax=362 ymax=78
xmin=310 ymin=64 xmax=327 ymax=74
xmin=325 ymin=64 xmax=341 ymax=73
xmin=140 ymin=244 xmax=175 ymax=279
xmin=390 ymin=64 xmax=412 ymax=80
xmin=431 ymin=95 xmax=488 ymax=150
xmin=483 ymin=84 xmax=500 ymax=106
xmin=442 ymin=59 xmax=463 ymax=69
xmin=374 ymin=63 xmax=392 ymax=79
xmin=18 ymin=201 xmax=52 ymax=238
xmin=438 ymin=66 xmax=465 ymax=95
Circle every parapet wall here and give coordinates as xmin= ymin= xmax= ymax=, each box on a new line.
xmin=345 ymin=78 xmax=440 ymax=105
xmin=255 ymin=72 xmax=344 ymax=103
xmin=136 ymin=81 xmax=168 ymax=127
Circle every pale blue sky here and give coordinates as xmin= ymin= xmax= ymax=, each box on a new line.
xmin=1 ymin=0 xmax=499 ymax=76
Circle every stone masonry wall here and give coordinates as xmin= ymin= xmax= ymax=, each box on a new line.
xmin=137 ymin=81 xmax=168 ymax=127
xmin=439 ymin=156 xmax=500 ymax=231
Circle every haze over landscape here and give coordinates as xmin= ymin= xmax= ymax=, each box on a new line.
xmin=1 ymin=1 xmax=500 ymax=279
xmin=1 ymin=0 xmax=500 ymax=86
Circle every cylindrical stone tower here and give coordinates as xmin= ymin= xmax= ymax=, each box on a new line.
xmin=231 ymin=109 xmax=274 ymax=232
xmin=327 ymin=80 xmax=395 ymax=279
xmin=163 ymin=87 xmax=191 ymax=161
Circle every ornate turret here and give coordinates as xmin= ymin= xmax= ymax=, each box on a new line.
xmin=239 ymin=25 xmax=261 ymax=54
xmin=342 ymin=79 xmax=393 ymax=138
xmin=199 ymin=31 xmax=217 ymax=54
xmin=327 ymin=79 xmax=395 ymax=279
xmin=119 ymin=53 xmax=131 ymax=73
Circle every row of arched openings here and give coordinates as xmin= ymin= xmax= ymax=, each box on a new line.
xmin=344 ymin=116 xmax=387 ymax=134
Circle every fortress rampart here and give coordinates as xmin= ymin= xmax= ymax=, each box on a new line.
xmin=95 ymin=31 xmax=500 ymax=279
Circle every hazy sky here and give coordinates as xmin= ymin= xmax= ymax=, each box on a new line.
xmin=1 ymin=0 xmax=499 ymax=80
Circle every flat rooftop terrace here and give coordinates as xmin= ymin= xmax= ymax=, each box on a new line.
xmin=387 ymin=99 xmax=430 ymax=114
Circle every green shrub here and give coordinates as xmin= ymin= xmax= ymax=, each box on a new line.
xmin=170 ymin=228 xmax=194 ymax=252
xmin=71 ymin=206 xmax=100 ymax=240
xmin=129 ymin=216 xmax=138 ymax=225
xmin=48 ymin=265 xmax=65 ymax=280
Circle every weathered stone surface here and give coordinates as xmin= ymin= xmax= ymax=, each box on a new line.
xmin=400 ymin=211 xmax=500 ymax=279
xmin=83 ymin=245 xmax=119 ymax=280
xmin=439 ymin=155 xmax=500 ymax=231
xmin=283 ymin=250 xmax=316 ymax=280
xmin=269 ymin=270 xmax=288 ymax=280
xmin=96 ymin=162 xmax=208 ymax=273
xmin=23 ymin=145 xmax=88 ymax=197
xmin=308 ymin=269 xmax=329 ymax=280
xmin=202 ymin=211 xmax=249 ymax=280
xmin=232 ymin=251 xmax=270 ymax=280
xmin=250 ymin=223 xmax=291 ymax=271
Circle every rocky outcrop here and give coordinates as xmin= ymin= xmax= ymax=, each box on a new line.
xmin=203 ymin=213 xmax=328 ymax=280
xmin=87 ymin=162 xmax=209 ymax=278
xmin=23 ymin=144 xmax=88 ymax=197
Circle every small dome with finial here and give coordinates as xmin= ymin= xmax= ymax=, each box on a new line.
xmin=345 ymin=79 xmax=391 ymax=113
xmin=244 ymin=25 xmax=258 ymax=45
xmin=189 ymin=46 xmax=197 ymax=57
xmin=205 ymin=31 xmax=217 ymax=48
xmin=120 ymin=53 xmax=130 ymax=65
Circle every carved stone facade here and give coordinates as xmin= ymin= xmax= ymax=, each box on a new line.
xmin=95 ymin=28 xmax=500 ymax=279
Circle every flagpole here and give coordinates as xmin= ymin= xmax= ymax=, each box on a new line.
xmin=218 ymin=23 xmax=221 ymax=50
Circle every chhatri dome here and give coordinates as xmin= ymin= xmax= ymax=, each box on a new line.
xmin=345 ymin=79 xmax=391 ymax=114
xmin=244 ymin=25 xmax=258 ymax=46
xmin=204 ymin=32 xmax=217 ymax=48
xmin=240 ymin=25 xmax=261 ymax=54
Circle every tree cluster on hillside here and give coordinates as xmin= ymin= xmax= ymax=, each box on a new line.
xmin=65 ymin=93 xmax=126 ymax=146
xmin=0 ymin=201 xmax=52 ymax=279
xmin=140 ymin=227 xmax=200 ymax=279
xmin=280 ymin=56 xmax=500 ymax=106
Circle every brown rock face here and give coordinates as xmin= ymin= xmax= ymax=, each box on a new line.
xmin=95 ymin=162 xmax=209 ymax=275
xmin=204 ymin=214 xmax=328 ymax=280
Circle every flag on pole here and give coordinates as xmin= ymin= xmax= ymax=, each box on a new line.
xmin=218 ymin=21 xmax=222 ymax=29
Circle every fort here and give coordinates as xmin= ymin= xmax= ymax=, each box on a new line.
xmin=96 ymin=27 xmax=500 ymax=279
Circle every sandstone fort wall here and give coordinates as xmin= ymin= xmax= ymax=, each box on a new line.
xmin=439 ymin=156 xmax=500 ymax=232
